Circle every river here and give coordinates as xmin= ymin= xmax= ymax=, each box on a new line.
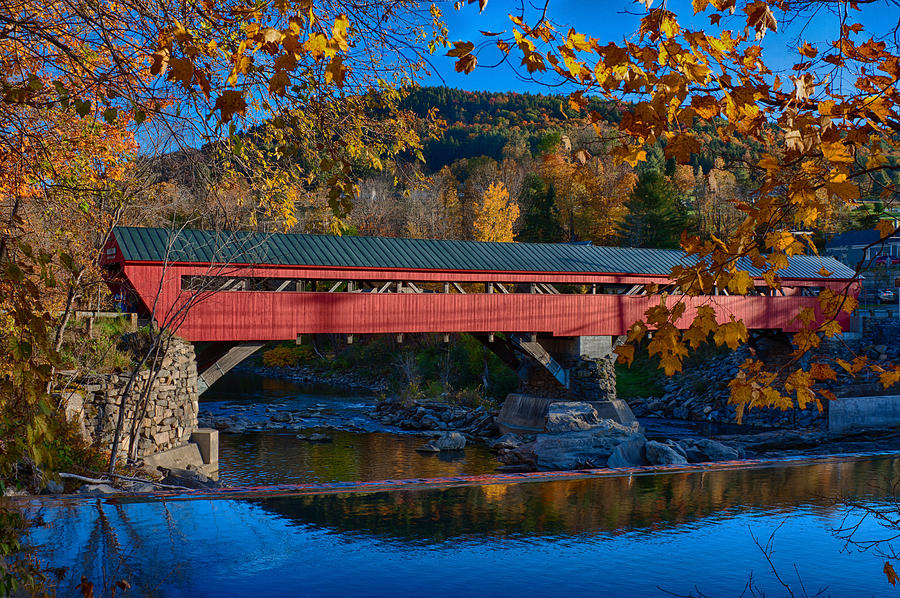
xmin=18 ymin=372 xmax=900 ymax=596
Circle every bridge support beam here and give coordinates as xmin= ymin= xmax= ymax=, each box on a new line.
xmin=509 ymin=334 xmax=570 ymax=388
xmin=195 ymin=341 xmax=266 ymax=394
xmin=475 ymin=333 xmax=636 ymax=433
xmin=490 ymin=334 xmax=636 ymax=434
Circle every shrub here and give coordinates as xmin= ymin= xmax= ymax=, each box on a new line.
xmin=424 ymin=380 xmax=444 ymax=397
xmin=262 ymin=346 xmax=299 ymax=367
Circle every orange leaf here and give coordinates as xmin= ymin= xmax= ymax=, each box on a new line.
xmin=885 ymin=562 xmax=899 ymax=586
xmin=446 ymin=40 xmax=475 ymax=58
xmin=213 ymin=90 xmax=247 ymax=123
xmin=324 ymin=55 xmax=347 ymax=87
xmin=876 ymin=219 xmax=897 ymax=240
xmin=614 ymin=343 xmax=635 ymax=366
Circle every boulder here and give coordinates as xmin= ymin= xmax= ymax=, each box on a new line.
xmin=296 ymin=433 xmax=332 ymax=443
xmin=497 ymin=444 xmax=537 ymax=469
xmin=490 ymin=433 xmax=524 ymax=451
xmin=76 ymin=483 xmax=119 ymax=496
xmin=665 ymin=440 xmax=688 ymax=459
xmin=530 ymin=432 xmax=620 ymax=470
xmin=695 ymin=439 xmax=740 ymax=462
xmin=431 ymin=432 xmax=466 ymax=451
xmin=607 ymin=435 xmax=647 ymax=468
xmin=41 ymin=480 xmax=65 ymax=495
xmin=681 ymin=444 xmax=708 ymax=463
xmin=160 ymin=467 xmax=220 ymax=489
xmin=545 ymin=402 xmax=600 ymax=433
xmin=645 ymin=440 xmax=688 ymax=466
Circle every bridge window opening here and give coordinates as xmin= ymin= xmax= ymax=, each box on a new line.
xmin=795 ymin=286 xmax=823 ymax=297
xmin=182 ymin=275 xmax=306 ymax=292
xmin=180 ymin=275 xmax=761 ymax=297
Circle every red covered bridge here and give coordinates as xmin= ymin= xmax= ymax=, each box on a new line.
xmin=101 ymin=227 xmax=858 ymax=392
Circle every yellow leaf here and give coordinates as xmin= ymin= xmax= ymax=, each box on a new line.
xmin=691 ymin=95 xmax=719 ymax=119
xmin=820 ymin=319 xmax=843 ymax=338
xmin=692 ymin=0 xmax=710 ymax=13
xmin=810 ymin=363 xmax=837 ymax=381
xmin=866 ymin=152 xmax=887 ymax=169
xmin=876 ymin=219 xmax=896 ymax=240
xmin=797 ymin=307 xmax=817 ymax=325
xmin=880 ymin=368 xmax=900 ymax=389
xmin=714 ymin=318 xmax=748 ymax=350
xmin=664 ymin=133 xmax=701 ymax=164
xmin=331 ymin=14 xmax=350 ymax=52
xmin=626 ymin=320 xmax=648 ymax=343
xmin=821 ymin=140 xmax=853 ymax=163
xmin=660 ymin=14 xmax=680 ymax=39
xmin=304 ymin=33 xmax=328 ymax=58
xmin=566 ymin=29 xmax=591 ymax=52
xmin=825 ymin=179 xmax=859 ymax=201
xmin=726 ymin=270 xmax=753 ymax=295
xmin=659 ymin=353 xmax=684 ymax=376
xmin=798 ymin=387 xmax=817 ymax=410
xmin=835 ymin=358 xmax=853 ymax=373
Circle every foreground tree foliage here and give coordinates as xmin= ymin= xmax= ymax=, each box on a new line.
xmin=447 ymin=0 xmax=900 ymax=415
xmin=2 ymin=0 xmax=900 ymax=477
xmin=0 ymin=0 xmax=447 ymax=477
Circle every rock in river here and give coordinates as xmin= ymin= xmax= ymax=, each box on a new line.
xmin=544 ymin=402 xmax=600 ymax=433
xmin=645 ymin=440 xmax=688 ymax=466
xmin=490 ymin=433 xmax=525 ymax=451
xmin=297 ymin=433 xmax=333 ymax=443
xmin=606 ymin=435 xmax=647 ymax=468
xmin=417 ymin=431 xmax=466 ymax=453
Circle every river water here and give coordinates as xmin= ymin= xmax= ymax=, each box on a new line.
xmin=19 ymin=372 xmax=900 ymax=596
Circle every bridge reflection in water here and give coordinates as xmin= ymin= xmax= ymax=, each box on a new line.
xmin=22 ymin=454 xmax=900 ymax=596
xmin=254 ymin=454 xmax=900 ymax=539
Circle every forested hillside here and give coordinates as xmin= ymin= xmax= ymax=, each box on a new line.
xmin=141 ymin=85 xmax=895 ymax=249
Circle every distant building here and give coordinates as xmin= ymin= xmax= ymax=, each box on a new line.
xmin=826 ymin=227 xmax=900 ymax=299
xmin=825 ymin=228 xmax=900 ymax=268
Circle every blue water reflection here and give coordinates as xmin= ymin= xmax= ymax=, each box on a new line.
xmin=23 ymin=455 xmax=900 ymax=597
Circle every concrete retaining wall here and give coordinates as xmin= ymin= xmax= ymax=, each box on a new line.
xmin=829 ymin=394 xmax=900 ymax=433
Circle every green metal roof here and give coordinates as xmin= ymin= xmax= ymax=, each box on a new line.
xmin=111 ymin=226 xmax=857 ymax=280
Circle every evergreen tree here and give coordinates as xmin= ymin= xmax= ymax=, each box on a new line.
xmin=619 ymin=170 xmax=690 ymax=249
xmin=516 ymin=175 xmax=564 ymax=243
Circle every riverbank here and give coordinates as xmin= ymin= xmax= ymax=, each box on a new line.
xmin=242 ymin=362 xmax=389 ymax=395
xmin=624 ymin=323 xmax=900 ymax=429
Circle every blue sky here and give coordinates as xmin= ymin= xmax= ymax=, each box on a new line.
xmin=418 ymin=0 xmax=892 ymax=94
